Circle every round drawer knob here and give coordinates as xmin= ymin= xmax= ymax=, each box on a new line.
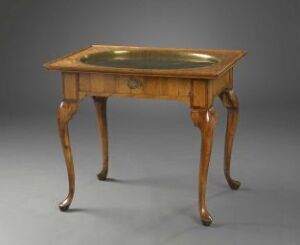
xmin=127 ymin=79 xmax=141 ymax=89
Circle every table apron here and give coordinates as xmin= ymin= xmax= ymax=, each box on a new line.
xmin=61 ymin=68 xmax=233 ymax=108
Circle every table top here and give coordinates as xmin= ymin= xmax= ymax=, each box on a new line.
xmin=44 ymin=45 xmax=246 ymax=79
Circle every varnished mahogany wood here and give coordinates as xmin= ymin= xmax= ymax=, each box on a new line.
xmin=93 ymin=97 xmax=109 ymax=180
xmin=45 ymin=45 xmax=246 ymax=226
xmin=191 ymin=107 xmax=217 ymax=226
xmin=57 ymin=100 xmax=79 ymax=211
xmin=219 ymin=90 xmax=240 ymax=190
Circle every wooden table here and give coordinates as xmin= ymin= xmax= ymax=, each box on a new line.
xmin=45 ymin=45 xmax=246 ymax=226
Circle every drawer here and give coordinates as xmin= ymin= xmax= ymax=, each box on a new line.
xmin=79 ymin=73 xmax=192 ymax=100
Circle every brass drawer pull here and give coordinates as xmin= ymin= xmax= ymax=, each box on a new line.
xmin=127 ymin=79 xmax=142 ymax=89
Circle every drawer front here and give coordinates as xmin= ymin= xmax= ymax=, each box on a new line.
xmin=79 ymin=73 xmax=191 ymax=102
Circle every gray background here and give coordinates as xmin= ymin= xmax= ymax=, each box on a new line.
xmin=0 ymin=0 xmax=300 ymax=244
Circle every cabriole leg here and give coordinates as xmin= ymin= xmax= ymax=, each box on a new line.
xmin=219 ymin=89 xmax=240 ymax=190
xmin=57 ymin=100 xmax=79 ymax=211
xmin=93 ymin=97 xmax=109 ymax=181
xmin=191 ymin=107 xmax=217 ymax=226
